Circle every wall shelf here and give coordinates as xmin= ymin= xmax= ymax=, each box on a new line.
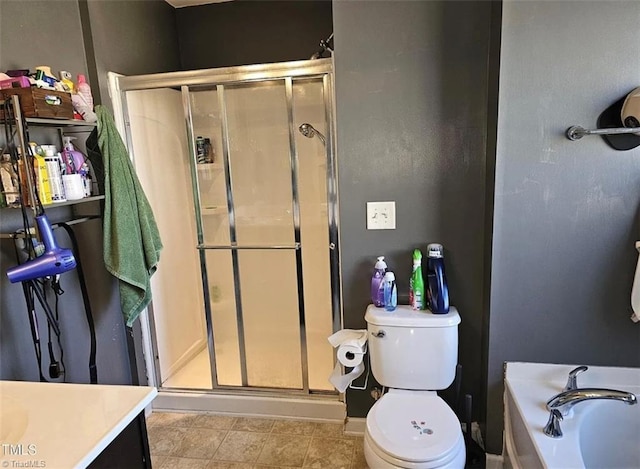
xmin=2 ymin=195 xmax=105 ymax=211
xmin=1 ymin=96 xmax=102 ymax=213
xmin=44 ymin=194 xmax=105 ymax=208
xmin=25 ymin=117 xmax=97 ymax=128
xmin=1 ymin=117 xmax=96 ymax=128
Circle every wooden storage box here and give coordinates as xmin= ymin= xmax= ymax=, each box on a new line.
xmin=1 ymin=87 xmax=74 ymax=119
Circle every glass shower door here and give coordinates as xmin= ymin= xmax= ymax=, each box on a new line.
xmin=225 ymin=80 xmax=302 ymax=389
xmin=189 ymin=76 xmax=334 ymax=392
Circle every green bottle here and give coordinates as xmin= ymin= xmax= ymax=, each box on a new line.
xmin=410 ymin=249 xmax=426 ymax=310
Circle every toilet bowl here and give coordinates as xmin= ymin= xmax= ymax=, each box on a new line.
xmin=363 ymin=305 xmax=465 ymax=469
xmin=364 ymin=390 xmax=465 ymax=468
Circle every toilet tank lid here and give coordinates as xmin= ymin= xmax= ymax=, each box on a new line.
xmin=365 ymin=304 xmax=460 ymax=327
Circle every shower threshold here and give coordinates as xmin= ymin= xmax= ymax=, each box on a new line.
xmin=152 ymin=389 xmax=346 ymax=423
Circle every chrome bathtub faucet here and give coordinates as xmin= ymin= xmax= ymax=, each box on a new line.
xmin=563 ymin=365 xmax=588 ymax=392
xmin=543 ymin=388 xmax=637 ymax=438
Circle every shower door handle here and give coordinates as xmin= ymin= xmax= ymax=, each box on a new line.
xmin=197 ymin=243 xmax=300 ymax=250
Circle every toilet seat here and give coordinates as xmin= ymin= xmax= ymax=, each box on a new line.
xmin=366 ymin=390 xmax=464 ymax=467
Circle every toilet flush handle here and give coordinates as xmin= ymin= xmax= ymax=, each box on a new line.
xmin=372 ymin=330 xmax=385 ymax=338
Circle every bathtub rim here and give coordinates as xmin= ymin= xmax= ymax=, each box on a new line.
xmin=503 ymin=361 xmax=640 ymax=469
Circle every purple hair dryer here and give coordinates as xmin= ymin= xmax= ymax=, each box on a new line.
xmin=7 ymin=214 xmax=76 ymax=283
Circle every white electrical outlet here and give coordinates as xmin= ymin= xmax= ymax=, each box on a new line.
xmin=367 ymin=201 xmax=396 ymax=230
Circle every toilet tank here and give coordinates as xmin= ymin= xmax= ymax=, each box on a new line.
xmin=365 ymin=304 xmax=460 ymax=390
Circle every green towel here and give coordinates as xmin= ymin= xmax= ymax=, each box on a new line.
xmin=97 ymin=105 xmax=163 ymax=327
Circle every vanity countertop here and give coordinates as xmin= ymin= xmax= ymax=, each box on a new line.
xmin=0 ymin=380 xmax=157 ymax=468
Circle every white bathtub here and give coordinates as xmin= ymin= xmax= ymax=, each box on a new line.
xmin=503 ymin=362 xmax=640 ymax=469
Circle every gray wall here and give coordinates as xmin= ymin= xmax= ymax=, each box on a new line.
xmin=175 ymin=0 xmax=332 ymax=69
xmin=333 ymin=1 xmax=492 ymax=418
xmin=0 ymin=0 xmax=87 ymax=76
xmin=86 ymin=0 xmax=181 ymax=107
xmin=0 ymin=0 xmax=129 ymax=384
xmin=0 ymin=204 xmax=131 ymax=384
xmin=486 ymin=0 xmax=640 ymax=454
xmin=0 ymin=0 xmax=180 ymax=386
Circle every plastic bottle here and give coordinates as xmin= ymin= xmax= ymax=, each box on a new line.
xmin=33 ymin=148 xmax=52 ymax=205
xmin=62 ymin=137 xmax=85 ymax=174
xmin=409 ymin=249 xmax=426 ymax=310
xmin=43 ymin=146 xmax=66 ymax=203
xmin=382 ymin=271 xmax=397 ymax=312
xmin=370 ymin=256 xmax=387 ymax=307
xmin=59 ymin=71 xmax=75 ymax=93
xmin=62 ymin=137 xmax=90 ymax=199
xmin=205 ymin=138 xmax=214 ymax=163
xmin=72 ymin=74 xmax=97 ymax=122
xmin=196 ymin=137 xmax=206 ymax=163
xmin=426 ymin=243 xmax=450 ymax=314
xmin=78 ymin=161 xmax=92 ymax=197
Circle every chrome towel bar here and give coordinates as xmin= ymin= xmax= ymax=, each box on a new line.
xmin=566 ymin=125 xmax=640 ymax=141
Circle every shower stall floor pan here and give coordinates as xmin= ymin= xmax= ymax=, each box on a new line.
xmin=152 ymin=390 xmax=346 ymax=423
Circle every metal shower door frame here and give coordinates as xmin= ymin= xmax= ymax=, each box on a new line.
xmin=116 ymin=59 xmax=341 ymax=396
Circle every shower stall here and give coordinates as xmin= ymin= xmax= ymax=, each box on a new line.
xmin=110 ymin=59 xmax=342 ymax=417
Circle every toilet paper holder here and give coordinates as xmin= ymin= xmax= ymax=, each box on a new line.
xmin=347 ymin=352 xmax=370 ymax=391
xmin=327 ymin=329 xmax=370 ymax=392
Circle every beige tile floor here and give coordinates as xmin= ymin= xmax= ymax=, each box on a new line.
xmin=147 ymin=412 xmax=368 ymax=469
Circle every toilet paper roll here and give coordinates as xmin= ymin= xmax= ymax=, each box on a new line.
xmin=328 ymin=329 xmax=367 ymax=349
xmin=336 ymin=344 xmax=365 ymax=367
xmin=327 ymin=329 xmax=368 ymax=392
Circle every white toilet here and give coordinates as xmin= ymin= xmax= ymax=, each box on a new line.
xmin=363 ymin=304 xmax=466 ymax=469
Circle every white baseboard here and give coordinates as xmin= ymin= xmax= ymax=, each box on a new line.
xmin=153 ymin=391 xmax=346 ymax=423
xmin=344 ymin=417 xmax=366 ymax=435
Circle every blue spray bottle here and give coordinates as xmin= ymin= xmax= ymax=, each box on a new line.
xmin=382 ymin=271 xmax=397 ymax=312
xmin=426 ymin=243 xmax=449 ymax=314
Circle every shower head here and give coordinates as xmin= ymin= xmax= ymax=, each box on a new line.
xmin=298 ymin=123 xmax=315 ymax=138
xmin=298 ymin=123 xmax=326 ymax=146
xmin=310 ymin=33 xmax=334 ymax=60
